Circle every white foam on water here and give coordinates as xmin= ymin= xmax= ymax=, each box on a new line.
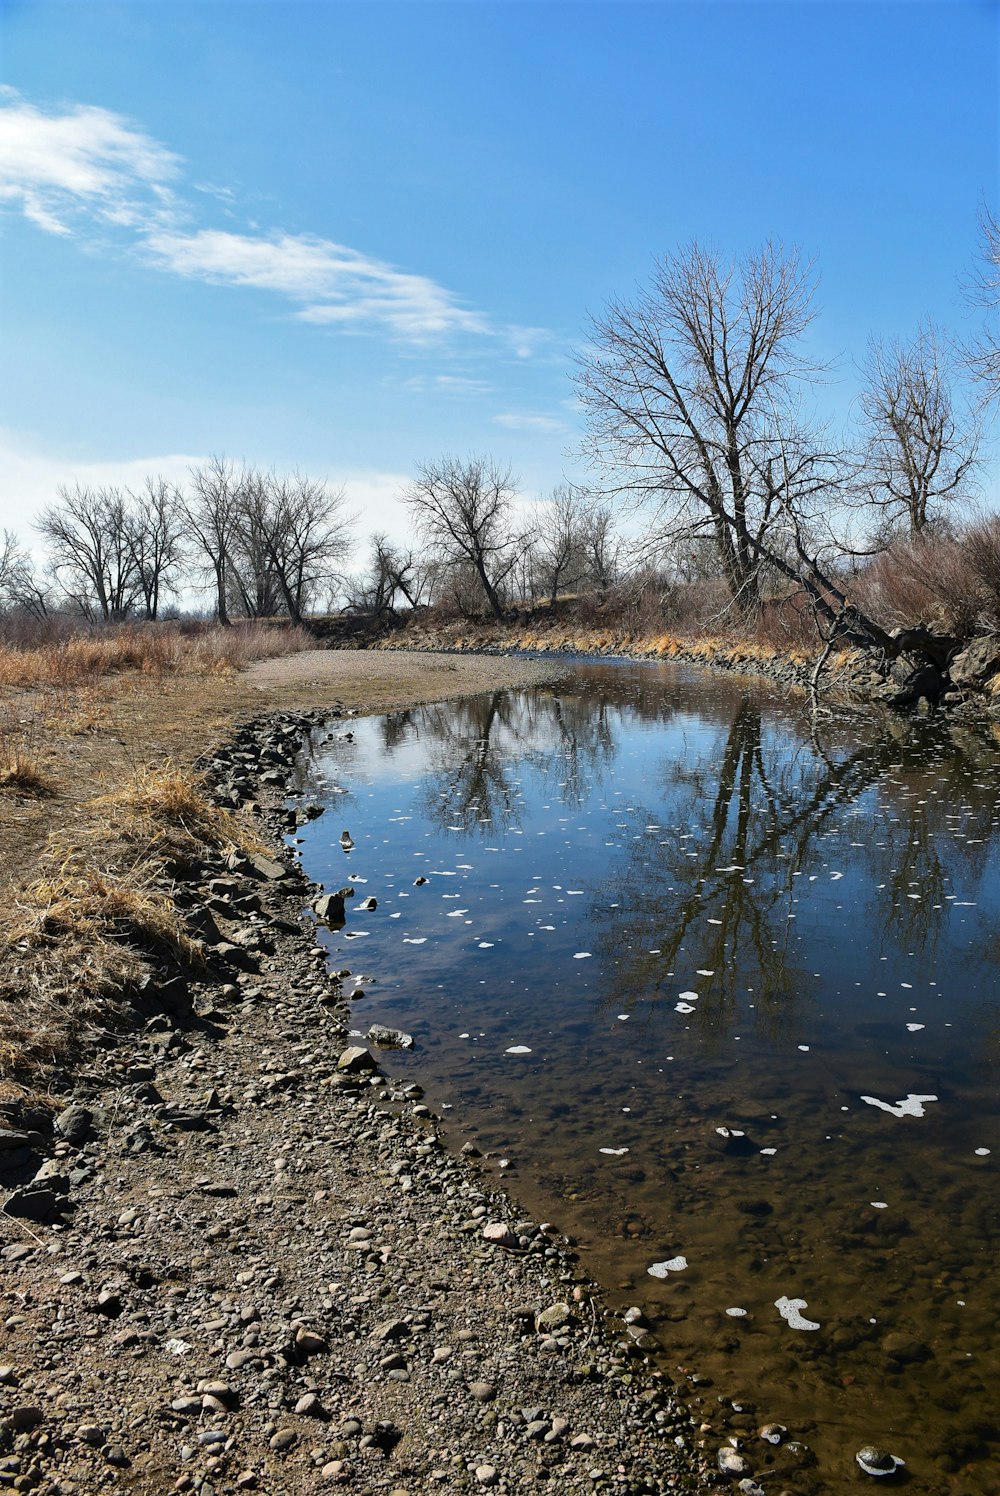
xmin=725 ymin=1307 xmax=747 ymax=1317
xmin=617 ymin=1013 xmax=630 ymax=1021
xmin=798 ymin=1045 xmax=810 ymax=1052
xmin=505 ymin=1045 xmax=532 ymax=1055
xmin=831 ymin=871 xmax=843 ymax=880
xmin=861 ymin=1093 xmax=938 ymax=1118
xmin=774 ymin=1296 xmax=820 ymax=1331
xmin=696 ymin=969 xmax=714 ymax=976
xmin=648 ymin=1256 xmax=688 ymax=1278
xmin=402 ymin=937 xmax=427 ymax=945
xmin=760 ymin=1147 xmax=777 ymax=1155
xmin=573 ymin=952 xmax=592 ymax=959
xmin=678 ymin=990 xmax=699 ymax=1002
xmin=906 ymin=1023 xmax=925 ymax=1032
xmin=871 ymin=1201 xmax=888 ymax=1209
xmin=975 ymin=1147 xmax=991 ymax=1156
xmin=599 ymin=1147 xmax=629 ymax=1156
xmin=477 ymin=942 xmax=495 ymax=948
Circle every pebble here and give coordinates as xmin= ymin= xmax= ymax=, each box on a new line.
xmin=269 ymin=1429 xmax=297 ymax=1452
xmin=475 ymin=1466 xmax=498 ymax=1486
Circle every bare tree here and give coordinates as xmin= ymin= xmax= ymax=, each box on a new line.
xmin=0 ymin=531 xmax=50 ymax=619
xmin=577 ymin=241 xmax=822 ymax=620
xmin=255 ymin=471 xmax=354 ymax=625
xmin=530 ymin=485 xmax=589 ymax=606
xmin=581 ymin=497 xmax=621 ymax=600
xmin=858 ymin=324 xmax=979 ymax=537
xmin=345 ymin=533 xmax=427 ymax=616
xmin=182 ymin=456 xmax=240 ymax=625
xmin=124 ymin=477 xmax=186 ymax=619
xmin=963 ymin=205 xmax=1000 ymax=405
xmin=404 ymin=455 xmax=525 ymax=620
xmin=36 ymin=484 xmax=140 ymax=620
xmin=227 ymin=467 xmax=283 ymax=619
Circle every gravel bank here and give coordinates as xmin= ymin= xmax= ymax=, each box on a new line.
xmin=0 ymin=703 xmax=725 ymax=1496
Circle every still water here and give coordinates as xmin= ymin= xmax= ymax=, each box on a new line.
xmin=292 ymin=661 xmax=999 ymax=1492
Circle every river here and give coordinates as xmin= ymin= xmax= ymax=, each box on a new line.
xmin=290 ymin=659 xmax=999 ymax=1493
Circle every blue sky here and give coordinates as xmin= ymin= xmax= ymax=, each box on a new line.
xmin=0 ymin=0 xmax=997 ymax=553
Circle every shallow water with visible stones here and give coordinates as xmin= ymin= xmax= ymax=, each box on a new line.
xmin=293 ymin=660 xmax=1000 ymax=1493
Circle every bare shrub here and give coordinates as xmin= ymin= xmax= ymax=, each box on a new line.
xmin=850 ymin=520 xmax=1000 ymax=638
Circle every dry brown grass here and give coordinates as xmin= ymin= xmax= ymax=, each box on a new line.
xmin=93 ymin=763 xmax=267 ymax=871
xmin=0 ymin=619 xmax=314 ymax=691
xmin=0 ymin=854 xmax=202 ymax=1077
xmin=0 ymin=763 xmax=270 ymax=1081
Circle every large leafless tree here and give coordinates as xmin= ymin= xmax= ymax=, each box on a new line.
xmin=404 ymin=455 xmax=524 ymax=620
xmin=123 ymin=477 xmax=186 ymax=619
xmin=182 ymin=456 xmax=241 ymax=625
xmin=530 ymin=485 xmax=589 ymax=606
xmin=577 ymin=241 xmax=823 ymax=620
xmin=858 ymin=324 xmax=979 ymax=537
xmin=252 ymin=471 xmax=354 ymax=625
xmin=36 ymin=484 xmax=141 ymax=621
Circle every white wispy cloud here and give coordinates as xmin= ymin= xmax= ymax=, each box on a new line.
xmin=401 ymin=373 xmax=493 ymax=396
xmin=0 ymin=87 xmax=180 ymax=236
xmin=0 ymin=88 xmax=547 ymax=352
xmin=145 ymin=229 xmax=486 ymax=340
xmin=494 ymin=412 xmax=567 ymax=433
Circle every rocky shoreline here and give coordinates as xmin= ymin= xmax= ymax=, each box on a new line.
xmin=370 ymin=619 xmax=1000 ymax=717
xmin=0 ymin=703 xmax=739 ymax=1496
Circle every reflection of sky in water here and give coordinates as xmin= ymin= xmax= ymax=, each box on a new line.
xmin=293 ymin=662 xmax=999 ymax=1493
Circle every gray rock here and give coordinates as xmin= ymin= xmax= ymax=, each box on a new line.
xmin=55 ymin=1105 xmax=94 ymax=1143
xmin=3 ymin=1186 xmax=66 ymax=1224
xmin=718 ymin=1447 xmax=751 ymax=1476
xmin=244 ymin=852 xmax=292 ymax=882
xmin=482 ymin=1222 xmax=519 ymax=1249
xmin=337 ymin=1047 xmax=376 ymax=1074
xmin=294 ymin=1393 xmax=325 ymax=1418
xmin=313 ymin=892 xmax=347 ymax=925
xmin=366 ymin=1025 xmax=414 ymax=1050
xmin=949 ymin=635 xmax=1000 ymax=688
xmin=535 ymin=1302 xmax=573 ymax=1332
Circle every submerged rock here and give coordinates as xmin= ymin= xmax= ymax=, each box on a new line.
xmin=856 ymin=1446 xmax=905 ymax=1478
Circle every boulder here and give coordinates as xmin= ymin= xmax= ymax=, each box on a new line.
xmin=949 ymin=635 xmax=1000 ymax=689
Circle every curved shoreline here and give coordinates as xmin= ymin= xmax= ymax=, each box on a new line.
xmin=0 ymin=657 xmax=725 ymax=1496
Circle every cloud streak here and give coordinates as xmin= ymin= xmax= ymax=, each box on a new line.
xmin=0 ymin=88 xmax=180 ymax=235
xmin=145 ymin=228 xmax=486 ymax=339
xmin=0 ymin=88 xmax=538 ymax=349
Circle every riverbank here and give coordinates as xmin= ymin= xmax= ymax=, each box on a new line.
xmin=368 ymin=614 xmax=1000 ymax=715
xmin=0 ymin=652 xmax=737 ymax=1496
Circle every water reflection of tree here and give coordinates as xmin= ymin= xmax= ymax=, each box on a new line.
xmin=406 ymin=688 xmax=619 ymax=835
xmin=593 ymin=704 xmax=1000 ymax=1040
